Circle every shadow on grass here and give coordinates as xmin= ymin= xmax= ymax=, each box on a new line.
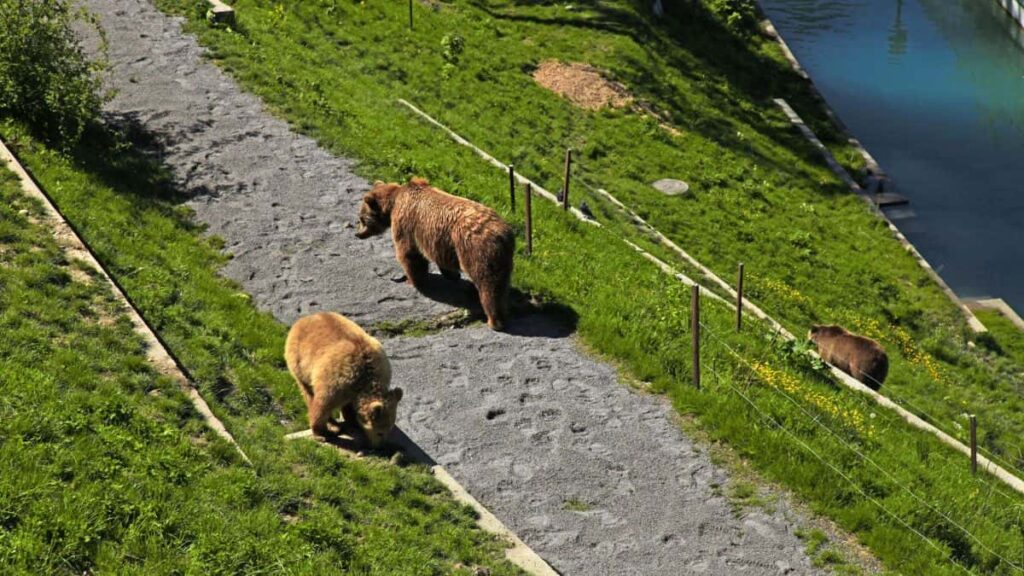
xmin=471 ymin=0 xmax=853 ymax=192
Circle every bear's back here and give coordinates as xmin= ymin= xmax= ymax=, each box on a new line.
xmin=817 ymin=329 xmax=888 ymax=388
xmin=285 ymin=312 xmax=387 ymax=386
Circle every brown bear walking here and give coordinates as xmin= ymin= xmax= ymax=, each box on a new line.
xmin=285 ymin=312 xmax=403 ymax=447
xmin=808 ymin=324 xmax=889 ymax=390
xmin=355 ymin=178 xmax=515 ymax=331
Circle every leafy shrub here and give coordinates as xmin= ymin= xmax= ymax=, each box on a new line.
xmin=440 ymin=33 xmax=464 ymax=79
xmin=0 ymin=0 xmax=107 ymax=146
xmin=703 ymin=0 xmax=759 ymax=35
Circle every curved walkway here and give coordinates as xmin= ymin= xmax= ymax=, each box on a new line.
xmin=81 ymin=1 xmax=824 ymax=573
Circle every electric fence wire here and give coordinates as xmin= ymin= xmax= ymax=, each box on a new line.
xmin=580 ymin=161 xmax=1024 ymax=489
xmin=570 ymin=110 xmax=1024 ymax=561
xmin=699 ymin=320 xmax=1024 ymax=573
xmin=698 ymin=328 xmax=975 ymax=574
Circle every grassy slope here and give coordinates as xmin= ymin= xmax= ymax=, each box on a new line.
xmin=7 ymin=0 xmax=1024 ymax=572
xmin=160 ymin=0 xmax=1024 ymax=473
xmin=0 ymin=132 xmax=520 ymax=575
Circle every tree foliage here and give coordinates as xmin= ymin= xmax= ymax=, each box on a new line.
xmin=0 ymin=0 xmax=106 ymax=146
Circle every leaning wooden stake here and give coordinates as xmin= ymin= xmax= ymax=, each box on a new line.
xmin=561 ymin=148 xmax=572 ymax=211
xmin=971 ymin=414 xmax=978 ymax=475
xmin=736 ymin=262 xmax=745 ymax=332
xmin=508 ymin=164 xmax=516 ymax=211
xmin=524 ymin=182 xmax=533 ymax=256
xmin=691 ymin=284 xmax=701 ymax=390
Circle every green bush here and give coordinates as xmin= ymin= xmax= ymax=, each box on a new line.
xmin=0 ymin=0 xmax=106 ymax=146
xmin=704 ymin=0 xmax=758 ymax=35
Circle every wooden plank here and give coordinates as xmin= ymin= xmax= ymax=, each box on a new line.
xmin=207 ymin=0 xmax=235 ymax=25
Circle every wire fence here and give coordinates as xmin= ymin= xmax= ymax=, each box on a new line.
xmin=571 ymin=152 xmax=1024 ymax=485
xmin=580 ymin=145 xmax=1024 ymax=573
xmin=699 ymin=319 xmax=1024 ymax=573
xmin=398 ymin=99 xmax=1024 ymax=572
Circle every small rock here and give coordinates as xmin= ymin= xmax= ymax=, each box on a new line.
xmin=652 ymin=178 xmax=690 ymax=196
xmin=390 ymin=451 xmax=405 ymax=466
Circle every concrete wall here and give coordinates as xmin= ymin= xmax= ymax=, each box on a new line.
xmin=996 ymin=0 xmax=1024 ymax=30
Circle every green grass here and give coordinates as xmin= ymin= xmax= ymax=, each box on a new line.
xmin=796 ymin=527 xmax=862 ymax=574
xmin=132 ymin=0 xmax=1024 ymax=572
xmin=561 ymin=498 xmax=591 ymax=513
xmin=6 ymin=0 xmax=1024 ymax=572
xmin=153 ymin=0 xmax=1024 ymax=475
xmin=0 ymin=135 xmax=520 ymax=574
xmin=977 ymin=310 xmax=1024 ymax=366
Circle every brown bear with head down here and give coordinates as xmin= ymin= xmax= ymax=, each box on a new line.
xmin=355 ymin=178 xmax=515 ymax=331
xmin=808 ymin=324 xmax=889 ymax=390
xmin=285 ymin=312 xmax=403 ymax=447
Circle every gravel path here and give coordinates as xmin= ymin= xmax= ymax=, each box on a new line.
xmin=80 ymin=1 xmax=826 ymax=573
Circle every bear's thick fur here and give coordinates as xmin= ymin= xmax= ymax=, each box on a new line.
xmin=356 ymin=177 xmax=515 ymax=330
xmin=285 ymin=312 xmax=403 ymax=447
xmin=809 ymin=324 xmax=889 ymax=390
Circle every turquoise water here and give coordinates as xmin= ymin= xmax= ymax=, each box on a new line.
xmin=759 ymin=0 xmax=1024 ymax=311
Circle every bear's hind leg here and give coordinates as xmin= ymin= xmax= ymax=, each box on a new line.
xmin=478 ymin=281 xmax=506 ymax=331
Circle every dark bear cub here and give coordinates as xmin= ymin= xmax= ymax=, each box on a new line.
xmin=356 ymin=177 xmax=515 ymax=331
xmin=809 ymin=324 xmax=889 ymax=390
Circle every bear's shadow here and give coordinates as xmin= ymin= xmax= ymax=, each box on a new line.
xmin=408 ymin=269 xmax=578 ymax=339
xmin=316 ymin=422 xmax=437 ymax=466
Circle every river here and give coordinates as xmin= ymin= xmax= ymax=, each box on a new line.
xmin=759 ymin=0 xmax=1024 ymax=311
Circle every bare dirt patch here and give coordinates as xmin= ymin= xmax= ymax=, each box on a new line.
xmin=532 ymin=60 xmax=632 ymax=110
xmin=532 ymin=60 xmax=681 ymax=136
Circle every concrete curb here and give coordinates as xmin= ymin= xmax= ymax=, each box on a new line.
xmin=772 ymin=98 xmax=987 ymax=335
xmin=995 ymin=0 xmax=1024 ymax=30
xmin=965 ymin=298 xmax=1024 ymax=331
xmin=757 ymin=6 xmax=986 ymax=334
xmin=284 ymin=428 xmax=559 ymax=576
xmin=0 ymin=136 xmax=251 ymax=466
xmin=206 ymin=0 xmax=234 ymax=25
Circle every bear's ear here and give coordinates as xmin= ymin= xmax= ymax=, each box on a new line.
xmin=364 ymin=194 xmax=380 ymax=213
xmin=390 ymin=388 xmax=403 ymax=403
xmin=373 ymin=180 xmax=385 ymax=186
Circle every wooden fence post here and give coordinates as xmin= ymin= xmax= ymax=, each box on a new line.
xmin=691 ymin=284 xmax=701 ymax=390
xmin=409 ymin=0 xmax=413 ymax=29
xmin=524 ymin=182 xmax=533 ymax=256
xmin=562 ymin=149 xmax=572 ymax=211
xmin=736 ymin=262 xmax=744 ymax=332
xmin=970 ymin=414 xmax=978 ymax=474
xmin=508 ymin=164 xmax=516 ymax=211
